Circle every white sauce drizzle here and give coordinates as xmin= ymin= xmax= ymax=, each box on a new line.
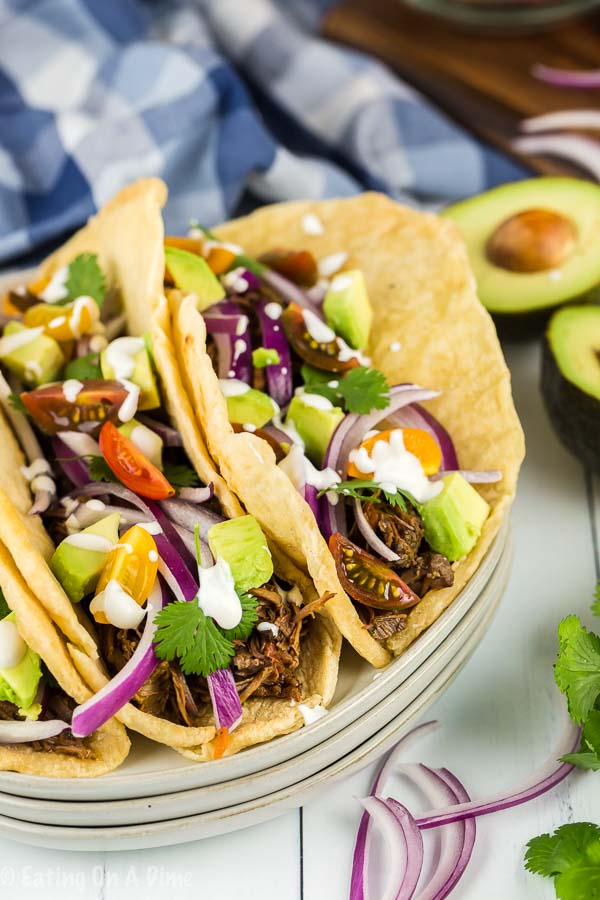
xmin=62 ymin=379 xmax=84 ymax=403
xmin=89 ymin=334 xmax=108 ymax=353
xmin=148 ymin=550 xmax=159 ymax=563
xmin=63 ymin=533 xmax=114 ymax=553
xmin=256 ymin=622 xmax=279 ymax=637
xmin=318 ymin=252 xmax=348 ymax=278
xmin=223 ymin=267 xmax=249 ymax=293
xmin=0 ymin=326 xmax=44 ymax=356
xmin=30 ymin=475 xmax=56 ymax=494
xmin=330 ymin=273 xmax=353 ymax=292
xmin=137 ymin=521 xmax=163 ymax=536
xmin=59 ymin=431 xmax=100 ymax=458
xmin=117 ymin=379 xmax=140 ymax=423
xmin=129 ymin=424 xmax=163 ymax=466
xmin=298 ymin=703 xmax=328 ymax=726
xmin=219 ymin=378 xmax=250 ymax=397
xmin=300 ymin=393 xmax=334 ymax=411
xmin=301 ymin=213 xmax=325 ymax=236
xmin=39 ymin=266 xmax=69 ymax=302
xmin=91 ymin=580 xmax=146 ymax=630
xmin=243 ymin=423 xmax=257 ymax=433
xmin=348 ymin=429 xmax=442 ymax=503
xmin=20 ymin=458 xmax=51 ymax=481
xmin=197 ymin=557 xmax=242 ymax=630
xmin=86 ymin=499 xmax=106 ymax=512
xmin=233 ymin=338 xmax=247 ymax=362
xmin=69 ymin=297 xmax=99 ymax=338
xmin=337 ymin=338 xmax=370 ymax=366
xmin=263 ymin=302 xmax=283 ymax=321
xmin=0 ymin=618 xmax=27 ymax=669
xmin=104 ymin=337 xmax=145 ymax=422
xmin=302 ymin=309 xmax=336 ymax=344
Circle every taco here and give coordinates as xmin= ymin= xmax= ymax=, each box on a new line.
xmin=158 ymin=193 xmax=525 ymax=668
xmin=0 ymin=520 xmax=129 ymax=776
xmin=0 ymin=182 xmax=340 ymax=760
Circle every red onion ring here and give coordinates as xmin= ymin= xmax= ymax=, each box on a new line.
xmin=0 ymin=719 xmax=70 ymax=745
xmin=511 ymin=134 xmax=600 ymax=182
xmin=359 ymin=796 xmax=421 ymax=900
xmin=216 ymin=300 xmax=252 ymax=382
xmin=137 ymin=415 xmax=183 ymax=447
xmin=354 ymin=498 xmax=399 ymax=562
xmin=256 ymin=298 xmax=293 ymax=407
xmin=261 ymin=269 xmax=322 ymax=312
xmin=388 ymin=403 xmax=459 ymax=472
xmin=532 ymin=63 xmax=600 ymax=89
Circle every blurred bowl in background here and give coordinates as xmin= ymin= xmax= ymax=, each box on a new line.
xmin=399 ymin=0 xmax=600 ymax=32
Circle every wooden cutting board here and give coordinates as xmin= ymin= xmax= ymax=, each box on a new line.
xmin=323 ymin=0 xmax=600 ymax=178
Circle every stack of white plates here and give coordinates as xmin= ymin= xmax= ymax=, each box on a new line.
xmin=0 ymin=523 xmax=512 ymax=850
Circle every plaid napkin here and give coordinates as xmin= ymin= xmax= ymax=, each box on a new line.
xmin=0 ymin=0 xmax=524 ymax=264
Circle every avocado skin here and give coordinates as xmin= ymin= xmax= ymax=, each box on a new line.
xmin=492 ymin=288 xmax=600 ymax=340
xmin=541 ymin=338 xmax=600 ymax=476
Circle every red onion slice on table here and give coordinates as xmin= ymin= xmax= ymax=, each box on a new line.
xmin=511 ymin=134 xmax=600 ymax=182
xmin=532 ymin=63 xmax=600 ymax=89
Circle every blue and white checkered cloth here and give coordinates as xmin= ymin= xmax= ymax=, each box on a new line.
xmin=0 ymin=0 xmax=524 ymax=264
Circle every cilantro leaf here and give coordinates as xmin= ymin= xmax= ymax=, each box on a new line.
xmin=525 ymin=823 xmax=600 ymax=877
xmin=338 ymin=366 xmax=390 ymax=415
xmin=562 ymin=709 xmax=600 ymax=771
xmin=554 ymin=615 xmax=600 ymax=724
xmin=8 ymin=392 xmax=27 ymax=414
xmin=320 ymin=479 xmax=417 ymax=513
xmin=0 ymin=587 xmax=10 ymax=620
xmin=153 ymin=601 xmax=234 ymax=677
xmin=63 ymin=352 xmax=101 ymax=381
xmin=63 ymin=253 xmax=106 ymax=307
xmin=555 ymin=862 xmax=600 ymax=900
xmin=221 ymin=592 xmax=259 ymax=642
xmin=163 ymin=462 xmax=200 ymax=489
xmin=88 ymin=455 xmax=118 ymax=484
xmin=593 ymin=582 xmax=600 ymax=617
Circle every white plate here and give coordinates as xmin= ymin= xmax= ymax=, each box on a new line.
xmin=0 ymin=577 xmax=502 ymax=852
xmin=0 ymin=520 xmax=509 ymax=802
xmin=0 ymin=529 xmax=511 ymax=827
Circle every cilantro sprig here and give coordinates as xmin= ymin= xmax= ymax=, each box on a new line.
xmin=525 ymin=823 xmax=600 ymax=899
xmin=301 ymin=364 xmax=390 ymax=416
xmin=554 ymin=614 xmax=600 ymax=727
xmin=162 ymin=462 xmax=200 ymax=489
xmin=319 ymin=479 xmax=418 ymax=513
xmin=61 ymin=253 xmax=106 ymax=307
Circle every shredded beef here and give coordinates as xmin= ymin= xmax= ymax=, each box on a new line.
xmin=0 ymin=691 xmax=94 ymax=759
xmin=367 ymin=613 xmax=407 ymax=641
xmin=363 ymin=501 xmax=424 ymax=568
xmin=0 ymin=700 xmax=15 ymax=720
xmin=134 ymin=660 xmax=171 ymax=718
xmin=402 ymin=553 xmax=454 ymax=596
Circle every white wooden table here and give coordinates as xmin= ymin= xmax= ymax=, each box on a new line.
xmin=0 ymin=338 xmax=597 ymax=899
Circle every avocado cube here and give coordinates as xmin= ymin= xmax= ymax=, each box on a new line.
xmin=164 ymin=246 xmax=225 ymax=311
xmin=0 ymin=614 xmax=42 ymax=711
xmin=101 ymin=344 xmax=160 ymax=410
xmin=420 ymin=473 xmax=489 ymax=562
xmin=51 ymin=513 xmax=120 ymax=603
xmin=323 ymin=269 xmax=373 ymax=350
xmin=286 ymin=394 xmax=344 ymax=466
xmin=225 ymin=387 xmax=277 ymax=429
xmin=118 ymin=419 xmax=164 ymax=470
xmin=208 ymin=515 xmax=273 ymax=593
xmin=0 ymin=322 xmax=64 ymax=386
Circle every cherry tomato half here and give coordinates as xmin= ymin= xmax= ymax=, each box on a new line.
xmin=282 ymin=303 xmax=359 ymax=373
xmin=99 ymin=421 xmax=175 ymax=500
xmin=259 ymin=249 xmax=318 ymax=288
xmin=93 ymin=525 xmax=159 ymax=624
xmin=21 ymin=380 xmax=129 ymax=435
xmin=329 ymin=533 xmax=420 ymax=611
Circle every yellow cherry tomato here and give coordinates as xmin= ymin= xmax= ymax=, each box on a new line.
xmin=93 ymin=525 xmax=158 ymax=624
xmin=24 ymin=298 xmax=100 ymax=341
xmin=347 ymin=427 xmax=442 ymax=479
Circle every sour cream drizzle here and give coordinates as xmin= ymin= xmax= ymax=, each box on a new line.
xmin=0 ymin=618 xmax=27 ymax=669
xmin=62 ymin=379 xmax=84 ymax=404
xmin=197 ymin=557 xmax=242 ymax=630
xmin=63 ymin=533 xmax=114 ymax=553
xmin=90 ymin=579 xmax=146 ymax=630
xmin=0 ymin=327 xmax=44 ymax=356
xmin=103 ymin=337 xmax=145 ymax=422
xmin=219 ymin=378 xmax=250 ymax=397
xmin=39 ymin=267 xmax=69 ymax=302
xmin=348 ymin=429 xmax=442 ymax=504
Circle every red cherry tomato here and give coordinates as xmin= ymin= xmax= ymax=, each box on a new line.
xmin=21 ymin=380 xmax=129 ymax=435
xmin=328 ymin=533 xmax=420 ymax=611
xmin=99 ymin=421 xmax=175 ymax=500
xmin=259 ymin=249 xmax=318 ymax=287
xmin=281 ymin=303 xmax=359 ymax=373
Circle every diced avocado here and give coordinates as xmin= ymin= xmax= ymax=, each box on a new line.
xmin=323 ymin=269 xmax=372 ymax=350
xmin=0 ymin=613 xmax=42 ymax=710
xmin=118 ymin=419 xmax=163 ymax=470
xmin=420 ymin=473 xmax=489 ymax=562
xmin=0 ymin=322 xmax=64 ymax=387
xmin=542 ymin=305 xmax=600 ymax=475
xmin=164 ymin=246 xmax=225 ymax=311
xmin=252 ymin=347 xmax=280 ymax=368
xmin=225 ymin=387 xmax=276 ymax=429
xmin=286 ymin=394 xmax=344 ymax=466
xmin=101 ymin=343 xmax=160 ymax=410
xmin=51 ymin=513 xmax=120 ymax=603
xmin=208 ymin=515 xmax=273 ymax=593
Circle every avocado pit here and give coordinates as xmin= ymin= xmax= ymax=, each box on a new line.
xmin=486 ymin=208 xmax=577 ymax=274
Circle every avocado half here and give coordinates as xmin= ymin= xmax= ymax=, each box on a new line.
xmin=443 ymin=178 xmax=600 ymax=335
xmin=541 ymin=304 xmax=600 ymax=475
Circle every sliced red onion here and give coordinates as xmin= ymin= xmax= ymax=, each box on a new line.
xmin=215 ymin=300 xmax=252 ymax=382
xmin=429 ymin=769 xmax=476 ymax=900
xmin=385 ymin=798 xmax=424 ymax=899
xmin=203 ymin=310 xmax=250 ymax=337
xmin=388 ymin=403 xmax=459 ymax=472
xmin=360 ymin=796 xmax=421 ymax=900
xmin=71 ymin=579 xmax=167 ymax=738
xmin=59 ymin=500 xmax=149 ymax=531
xmin=303 ymin=483 xmax=322 ymax=522
xmin=430 ymin=469 xmax=501 ymax=485
xmin=532 ymin=63 xmax=600 ymax=89
xmin=53 ymin=437 xmax=91 ymax=488
xmin=521 ymin=110 xmax=600 ymax=132
xmin=261 ymin=269 xmax=321 ymax=312
xmin=0 ymin=718 xmax=70 ymax=745
xmin=262 ymin=423 xmax=296 ymax=448
xmin=137 ymin=415 xmax=183 ymax=447
xmin=159 ymin=497 xmax=224 ymax=541
xmin=145 ymin=499 xmax=197 ymax=574
xmin=213 ymin=333 xmax=233 ymax=380
xmin=354 ymin=498 xmax=399 ymax=562
xmin=511 ymin=134 xmax=600 ymax=181
xmin=256 ymin=298 xmax=293 ymax=407
xmin=177 ymin=485 xmax=214 ymax=503
xmin=416 ymin=716 xmax=580 ymax=830
xmin=207 ymin=667 xmax=243 ymax=732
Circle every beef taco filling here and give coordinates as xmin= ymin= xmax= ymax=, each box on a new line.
xmin=0 ymin=251 xmax=331 ymax=749
xmin=160 ymin=231 xmax=501 ymax=644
